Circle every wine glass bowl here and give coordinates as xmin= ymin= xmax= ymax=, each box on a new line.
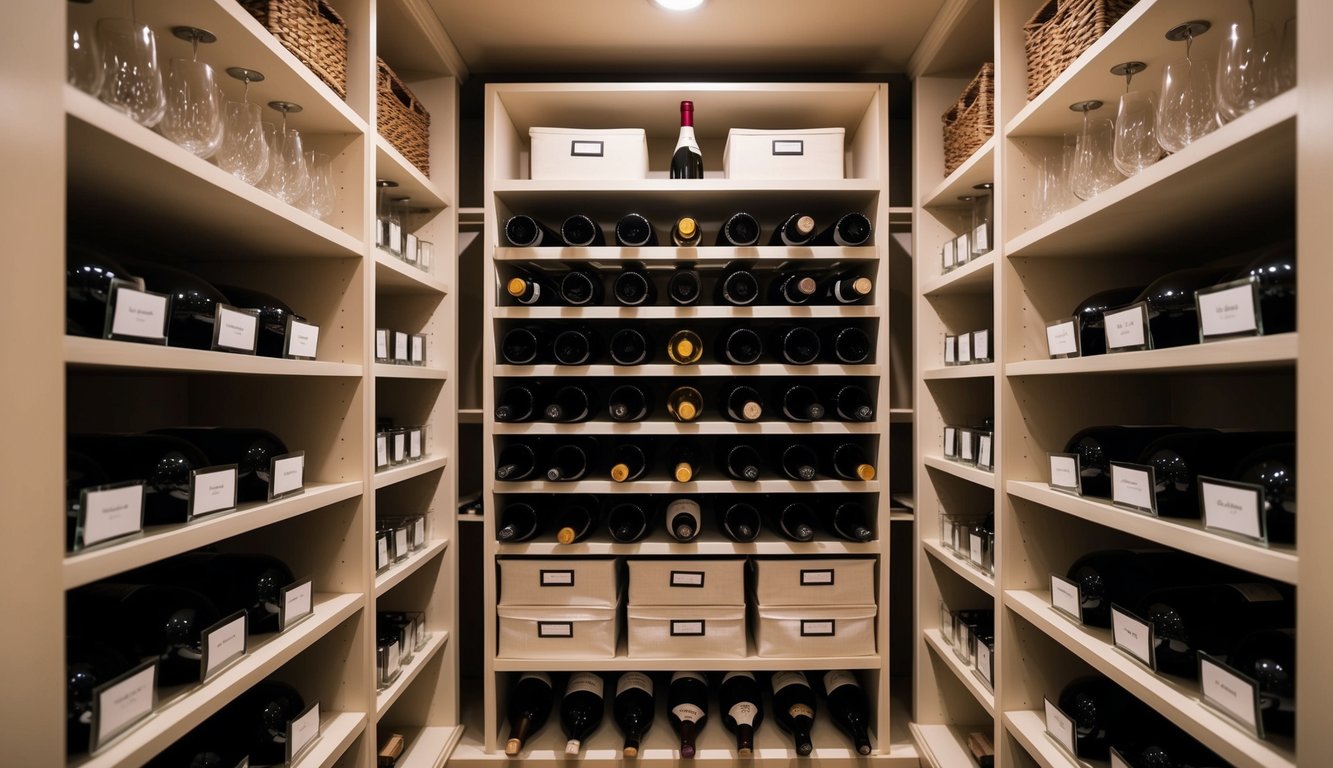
xmin=1110 ymin=61 xmax=1162 ymax=177
xmin=1068 ymin=100 xmax=1123 ymax=201
xmin=96 ymin=17 xmax=166 ymax=127
xmin=68 ymin=16 xmax=103 ymax=95
xmin=1216 ymin=15 xmax=1278 ymax=124
xmin=161 ymin=58 xmax=225 ymax=157
xmin=216 ymin=67 xmax=270 ymax=185
xmin=304 ymin=151 xmax=337 ymax=221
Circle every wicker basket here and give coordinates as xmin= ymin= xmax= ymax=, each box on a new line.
xmin=942 ymin=63 xmax=995 ymax=176
xmin=377 ymin=58 xmax=431 ymax=176
xmin=238 ymin=0 xmax=348 ymax=99
xmin=1024 ymin=0 xmax=1139 ymax=100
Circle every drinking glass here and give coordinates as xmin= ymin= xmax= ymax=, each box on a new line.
xmin=1069 ymin=101 xmax=1122 ymax=201
xmin=68 ymin=16 xmax=103 ymax=95
xmin=274 ymin=128 xmax=309 ymax=206
xmin=1034 ymin=152 xmax=1061 ymax=222
xmin=1273 ymin=17 xmax=1296 ymax=94
xmin=216 ymin=69 xmax=269 ymax=184
xmin=161 ymin=58 xmax=224 ymax=157
xmin=96 ymin=17 xmax=166 ymax=126
xmin=1216 ymin=6 xmax=1278 ymax=124
xmin=1158 ymin=22 xmax=1217 ymax=154
xmin=1111 ymin=62 xmax=1161 ymax=177
xmin=258 ymin=121 xmax=285 ymax=195
xmin=304 ymin=152 xmax=336 ymax=220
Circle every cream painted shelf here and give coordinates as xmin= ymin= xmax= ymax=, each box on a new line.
xmin=922 ymin=137 xmax=996 ymax=209
xmin=495 ymin=363 xmax=878 ymax=377
xmin=376 ymin=251 xmax=451 ymax=295
xmin=375 ymin=137 xmax=452 ymax=211
xmin=375 ymin=538 xmax=450 ymax=597
xmin=494 ymin=245 xmax=880 ymax=262
xmin=493 ymin=177 xmax=882 ymax=196
xmin=377 ymin=630 xmax=451 ymax=717
xmin=1002 ymin=710 xmax=1095 ymax=768
xmin=494 ymin=478 xmax=881 ymax=494
xmin=923 ymin=455 xmax=996 ymax=489
xmin=494 ymin=305 xmax=881 ymax=320
xmin=923 ymin=628 xmax=995 ymax=717
xmin=65 ymin=336 xmax=364 ymax=377
xmin=922 ymin=539 xmax=996 ymax=596
xmin=396 ymin=725 xmax=467 ymax=768
xmin=299 ymin=712 xmax=369 ymax=768
xmin=459 ymin=408 xmax=484 ymax=424
xmin=375 ymin=456 xmax=450 ymax=490
xmin=493 ymin=420 xmax=881 ymax=435
xmin=374 ymin=363 xmax=450 ymax=380
xmin=920 ymin=253 xmax=995 ymax=296
xmin=890 ymin=408 xmax=914 ymax=423
xmin=492 ymin=649 xmax=882 ymax=673
xmin=1005 ymin=333 xmax=1297 ymax=375
xmin=922 ymin=363 xmax=996 ymax=380
xmin=911 ymin=723 xmax=989 ymax=768
xmin=499 ymin=530 xmax=881 ymax=556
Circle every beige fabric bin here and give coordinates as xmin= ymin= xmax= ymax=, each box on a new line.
xmin=498 ymin=558 xmax=619 ymax=608
xmin=529 ymin=127 xmax=649 ymax=180
xmin=752 ymin=604 xmax=877 ymax=658
xmin=751 ymin=557 xmax=876 ymax=607
xmin=626 ymin=604 xmax=746 ymax=659
xmin=496 ymin=604 xmax=618 ymax=660
xmin=723 ymin=128 xmax=846 ymax=180
xmin=627 ymin=559 xmax=745 ymax=606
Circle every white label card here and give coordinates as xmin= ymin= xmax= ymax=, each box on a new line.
xmin=670 ymin=620 xmax=705 ymax=636
xmin=202 ymin=611 xmax=248 ymax=680
xmin=79 ymin=482 xmax=144 ymax=548
xmin=955 ymin=233 xmax=971 ymax=264
xmin=1197 ymin=280 xmax=1260 ymax=339
xmin=944 ymin=427 xmax=957 ymax=458
xmin=284 ymin=318 xmax=320 ymax=360
xmin=1111 ymin=604 xmax=1154 ymax=668
xmin=409 ymin=428 xmax=423 ymax=459
xmin=93 ymin=659 xmax=157 ymax=749
xmin=413 ymin=517 xmax=426 ymax=547
xmin=978 ymin=434 xmax=993 ymax=470
xmin=389 ymin=222 xmax=403 ymax=254
xmin=394 ymin=527 xmax=409 ymax=559
xmin=538 ymin=622 xmax=573 ymax=638
xmin=1111 ymin=462 xmax=1157 ymax=514
xmin=280 ymin=579 xmax=313 ymax=631
xmin=404 ymin=233 xmax=419 ymax=264
xmin=410 ymin=335 xmax=425 ymax=364
xmin=1050 ymin=574 xmax=1083 ymax=624
xmin=268 ymin=452 xmax=305 ymax=500
xmin=393 ymin=332 xmax=409 ymax=362
xmin=800 ymin=569 xmax=834 ymax=586
xmin=976 ymin=641 xmax=993 ymax=686
xmin=1049 ymin=453 xmax=1080 ymax=493
xmin=670 ymin=571 xmax=704 ymax=587
xmin=287 ymin=701 xmax=321 ymax=764
xmin=974 ymin=223 xmax=989 ymax=252
xmin=974 ymin=329 xmax=990 ymax=360
xmin=189 ymin=466 xmax=238 ymax=520
xmin=969 ymin=533 xmax=984 ymax=566
xmin=1046 ymin=319 xmax=1079 ymax=357
xmin=376 ymin=435 xmax=388 ymax=469
xmin=393 ymin=432 xmax=406 ymax=462
xmin=960 ymin=430 xmax=975 ymax=462
xmin=1043 ymin=698 xmax=1077 ymax=758
xmin=945 ymin=335 xmax=957 ymax=365
xmin=942 ymin=240 xmax=957 ymax=271
xmin=107 ymin=283 xmax=169 ymax=342
xmin=958 ymin=332 xmax=973 ymax=363
xmin=1200 ymin=476 xmax=1266 ymax=541
xmin=1199 ymin=653 xmax=1262 ymax=736
xmin=376 ymin=330 xmax=389 ymax=360
xmin=1104 ymin=303 xmax=1150 ymax=351
xmin=540 ymin=570 xmax=573 ymax=586
xmin=801 ymin=620 xmax=835 ymax=636
xmin=377 ymin=536 xmax=390 ymax=569
xmin=212 ymin=305 xmax=259 ymax=353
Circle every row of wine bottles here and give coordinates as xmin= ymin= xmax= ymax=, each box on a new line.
xmin=142 ymin=678 xmax=309 ymax=766
xmin=1063 ymin=425 xmax=1295 ymax=542
xmin=495 ymin=437 xmax=877 ymax=484
xmin=1053 ymin=675 xmax=1233 ymax=764
xmin=504 ymin=669 xmax=874 ymax=758
xmin=496 ymin=379 xmax=875 ymax=424
xmin=499 ymin=323 xmax=874 ymax=366
xmin=503 ymin=211 xmax=873 ymax=249
xmin=502 ymin=262 xmax=873 ymax=307
xmin=496 ymin=494 xmax=876 ymax=544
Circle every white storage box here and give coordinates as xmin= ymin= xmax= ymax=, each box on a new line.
xmin=529 ymin=127 xmax=649 ymax=180
xmin=752 ymin=604 xmax=877 ymax=657
xmin=626 ymin=604 xmax=746 ymax=659
xmin=499 ymin=558 xmax=619 ymax=608
xmin=496 ymin=604 xmax=618 ymax=660
xmin=723 ymin=128 xmax=846 ymax=180
xmin=751 ymin=558 xmax=876 ymax=607
xmin=627 ymin=559 xmax=745 ymax=606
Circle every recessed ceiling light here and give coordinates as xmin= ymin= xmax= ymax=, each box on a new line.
xmin=650 ymin=0 xmax=705 ymax=11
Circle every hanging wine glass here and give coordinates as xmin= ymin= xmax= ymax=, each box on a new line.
xmin=1216 ymin=0 xmax=1278 ymax=124
xmin=1157 ymin=21 xmax=1216 ymax=154
xmin=1111 ymin=61 xmax=1162 ymax=177
xmin=216 ymin=67 xmax=269 ymax=184
xmin=1069 ymin=100 xmax=1122 ymax=201
xmin=1273 ymin=17 xmax=1296 ymax=94
xmin=96 ymin=16 xmax=166 ymax=126
xmin=68 ymin=10 xmax=103 ymax=95
xmin=268 ymin=101 xmax=309 ymax=206
xmin=160 ymin=27 xmax=224 ymax=158
xmin=304 ymin=151 xmax=337 ymax=221
xmin=258 ymin=121 xmax=285 ymax=195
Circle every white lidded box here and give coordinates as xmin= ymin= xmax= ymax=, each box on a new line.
xmin=752 ymin=604 xmax=877 ymax=657
xmin=498 ymin=558 xmax=619 ymax=608
xmin=751 ymin=557 xmax=876 ymax=607
xmin=529 ymin=127 xmax=649 ymax=180
xmin=723 ymin=127 xmax=846 ymax=180
xmin=496 ymin=604 xmax=618 ymax=659
xmin=626 ymin=604 xmax=746 ymax=659
xmin=627 ymin=559 xmax=745 ymax=606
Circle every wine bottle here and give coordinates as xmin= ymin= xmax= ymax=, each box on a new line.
xmin=1064 ymin=549 xmax=1239 ymax=628
xmin=811 ymin=212 xmax=873 ymax=246
xmin=828 ymin=442 xmax=876 ymax=481
xmin=67 ymin=433 xmax=211 ymax=526
xmin=504 ymin=214 xmax=559 ymax=247
xmin=770 ymin=213 xmax=817 ymax=246
xmin=716 ymin=262 xmax=760 ymax=305
xmin=214 ymin=284 xmax=308 ymax=359
xmin=546 ymin=440 xmax=594 ymax=482
xmin=1057 ymin=676 xmax=1134 ymax=760
xmin=771 ymin=671 xmax=816 ymax=756
xmin=1061 ymin=425 xmax=1207 ymax=499
xmin=826 ymin=500 xmax=875 ymax=542
xmin=1137 ymin=430 xmax=1293 ymax=518
xmin=500 ymin=326 xmax=544 ymax=365
xmin=613 ymin=263 xmax=658 ymax=306
xmin=126 ymin=551 xmax=295 ymax=635
xmin=723 ymin=384 xmax=764 ymax=422
xmin=772 ymin=501 xmax=817 ymax=541
xmin=671 ymin=216 xmax=702 ymax=247
xmin=719 ymin=501 xmax=762 ymax=542
xmin=671 ymin=441 xmax=702 ymax=483
xmin=615 ymin=213 xmax=659 ymax=247
xmin=780 ymin=384 xmax=826 ymax=422
xmin=821 ymin=671 xmax=873 ymax=755
xmin=668 ymin=671 xmax=709 ymax=759
xmin=502 ymin=269 xmax=556 ymax=306
xmin=770 ymin=272 xmax=818 ymax=305
xmin=1233 ymin=239 xmax=1296 ymax=335
xmin=667 ymin=329 xmax=703 ymax=365
xmin=150 ymin=427 xmax=289 ymax=503
xmin=67 ymin=582 xmax=221 ymax=687
xmin=614 ymin=672 xmax=656 ymax=758
xmin=496 ymin=441 xmax=538 ymax=481
xmin=559 ymin=268 xmax=603 ymax=306
xmin=561 ymin=672 xmax=606 ymax=756
xmin=496 ymin=382 xmax=539 ymax=422
xmin=505 ymin=672 xmax=554 ymax=756
xmin=609 ymin=327 xmax=652 ymax=366
xmin=560 ymin=214 xmax=606 ymax=247
xmin=831 ymin=384 xmax=875 ymax=422
xmin=666 ymin=498 xmax=702 ymax=541
xmin=667 ymin=385 xmax=704 ymax=423
xmin=124 ymin=260 xmax=231 ymax=350
xmin=608 ymin=383 xmax=650 ymax=422
xmin=1134 ymin=266 xmax=1235 ymax=349
xmin=544 ymin=383 xmax=595 ymax=423
xmin=66 ymin=246 xmax=141 ymax=338
xmin=609 ymin=442 xmax=650 ymax=483
xmin=1136 ymin=581 xmax=1294 ymax=678
xmin=551 ymin=327 xmax=597 ymax=366
xmin=778 ymin=443 xmax=819 ymax=481
xmin=716 ymin=212 xmax=761 ymax=247
xmin=825 ymin=325 xmax=871 ymax=364
xmin=719 ymin=671 xmax=764 ymax=757
xmin=670 ymin=100 xmax=704 ymax=179
xmin=717 ymin=326 xmax=764 ymax=365
xmin=1070 ymin=285 xmax=1146 ymax=356
xmin=607 ymin=499 xmax=651 ymax=543
xmin=1227 ymin=628 xmax=1295 ymax=738
xmin=496 ymin=501 xmax=540 ymax=542
xmin=141 ymin=706 xmax=248 ymax=767
xmin=226 ymin=679 xmax=308 ymax=766
xmin=1231 ymin=442 xmax=1296 ymax=544
xmin=718 ymin=442 xmax=763 ymax=482
xmin=66 ymin=636 xmax=133 ymax=754
xmin=774 ymin=325 xmax=821 ymax=365
xmin=668 ymin=265 xmax=702 ymax=304
xmin=824 ymin=272 xmax=873 ymax=304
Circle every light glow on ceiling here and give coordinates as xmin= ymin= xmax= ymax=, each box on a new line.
xmin=650 ymin=0 xmax=705 ymax=11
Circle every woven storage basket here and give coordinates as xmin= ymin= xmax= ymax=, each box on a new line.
xmin=1024 ymin=0 xmax=1139 ymax=100
xmin=377 ymin=58 xmax=431 ymax=176
xmin=238 ymin=0 xmax=347 ymax=99
xmin=942 ymin=63 xmax=994 ymax=176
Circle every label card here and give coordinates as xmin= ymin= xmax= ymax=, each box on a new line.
xmin=975 ymin=641 xmax=993 ymax=687
xmin=201 ymin=611 xmax=248 ymax=681
xmin=800 ymin=569 xmax=834 ymax=586
xmin=404 ymin=232 xmax=419 ymax=264
xmin=76 ymin=481 xmax=145 ymax=549
xmin=412 ymin=517 xmax=426 ymax=549
xmin=1048 ymin=453 xmax=1081 ymax=494
xmin=188 ymin=465 xmax=238 ymax=520
xmin=1199 ymin=652 xmax=1264 ymax=737
xmin=394 ymin=527 xmax=410 ymax=561
xmin=973 ymin=223 xmax=989 ymax=253
xmin=538 ymin=622 xmax=573 ymax=638
xmin=408 ymin=428 xmax=423 ymax=460
xmin=800 ymin=620 xmax=835 ymax=637
xmin=959 ymin=429 xmax=975 ymax=463
xmin=1111 ymin=462 xmax=1158 ymax=515
xmin=945 ymin=335 xmax=957 ymax=365
xmin=670 ymin=570 xmax=705 ymax=588
xmin=942 ymin=240 xmax=957 ymax=272
xmin=105 ymin=281 xmax=169 ymax=344
xmin=977 ymin=433 xmax=994 ymax=471
xmin=1043 ymin=698 xmax=1077 ymax=759
xmin=955 ymin=232 xmax=971 ymax=265
xmin=1199 ymin=476 xmax=1267 ymax=542
xmin=389 ymin=221 xmax=403 ymax=255
xmin=280 ymin=578 xmax=314 ymax=631
xmin=91 ymin=658 xmax=157 ymax=751
xmin=375 ymin=329 xmax=389 ymax=361
xmin=957 ymin=332 xmax=973 ymax=364
xmin=670 ymin=620 xmax=705 ymax=636
xmin=1050 ymin=574 xmax=1083 ymax=624
xmin=1046 ymin=318 xmax=1080 ymax=358
xmin=968 ymin=532 xmax=984 ymax=567
xmin=268 ymin=451 xmax=305 ymax=501
xmin=418 ymin=240 xmax=433 ymax=271
xmin=1104 ymin=302 xmax=1151 ymax=352
xmin=410 ymin=334 xmax=425 ymax=365
xmin=283 ymin=317 xmax=320 ymax=360
xmin=1111 ymin=604 xmax=1154 ymax=669
xmin=1197 ymin=277 xmax=1261 ymax=340
xmin=393 ymin=331 xmax=410 ymax=362
xmin=392 ymin=431 xmax=406 ymax=464
xmin=286 ymin=701 xmax=321 ymax=765
xmin=973 ymin=329 xmax=990 ymax=362
xmin=211 ymin=304 xmax=259 ymax=354
xmin=375 ymin=434 xmax=389 ymax=470
xmin=944 ymin=427 xmax=958 ymax=458
xmin=376 ymin=534 xmax=391 ymax=571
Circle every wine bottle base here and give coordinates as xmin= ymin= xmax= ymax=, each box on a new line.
xmin=565 ymin=740 xmax=582 ymax=756
xmin=504 ymin=739 xmax=522 ymax=757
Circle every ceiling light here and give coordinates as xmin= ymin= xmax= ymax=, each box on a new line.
xmin=651 ymin=0 xmax=705 ymax=11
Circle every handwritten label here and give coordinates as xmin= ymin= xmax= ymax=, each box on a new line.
xmin=280 ymin=579 xmax=313 ymax=631
xmin=284 ymin=319 xmax=320 ymax=359
xmin=202 ymin=611 xmax=248 ymax=680
xmin=1200 ymin=477 xmax=1265 ymax=541
xmin=1104 ymin=303 xmax=1149 ymax=351
xmin=1200 ymin=653 xmax=1261 ymax=735
xmin=213 ymin=305 xmax=259 ymax=353
xmin=1111 ymin=462 xmax=1157 ymax=514
xmin=1198 ymin=280 xmax=1259 ymax=339
xmin=93 ymin=660 xmax=157 ymax=749
xmin=189 ymin=466 xmax=238 ymax=519
xmin=108 ymin=284 xmax=168 ymax=341
xmin=1046 ymin=319 xmax=1079 ymax=357
xmin=268 ymin=452 xmax=305 ymax=500
xmin=1050 ymin=575 xmax=1083 ymax=623
xmin=1049 ymin=453 xmax=1080 ymax=493
xmin=287 ymin=701 xmax=321 ymax=764
xmin=1044 ymin=698 xmax=1077 ymax=757
xmin=79 ymin=482 xmax=144 ymax=547
xmin=1111 ymin=605 xmax=1154 ymax=667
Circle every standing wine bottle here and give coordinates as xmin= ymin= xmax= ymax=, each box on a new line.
xmin=506 ymin=672 xmax=555 ymax=757
xmin=771 ymin=671 xmax=817 ymax=756
xmin=667 ymin=329 xmax=703 ymax=365
xmin=770 ymin=213 xmax=817 ymax=246
xmin=504 ymin=215 xmax=559 ymax=247
xmin=718 ymin=442 xmax=763 ymax=482
xmin=559 ymin=268 xmax=604 ymax=306
xmin=67 ymin=433 xmax=211 ymax=526
xmin=824 ymin=272 xmax=873 ymax=304
xmin=500 ymin=326 xmax=545 ymax=365
xmin=830 ymin=384 xmax=875 ymax=422
xmin=666 ymin=498 xmax=702 ymax=541
xmin=551 ymin=327 xmax=598 ymax=366
xmin=828 ymin=442 xmax=876 ymax=481
xmin=1062 ymin=425 xmax=1208 ymax=499
xmin=717 ymin=327 xmax=764 ymax=365
xmin=826 ymin=500 xmax=875 ymax=542
xmin=496 ymin=382 xmax=540 ymax=422
xmin=609 ymin=327 xmax=652 ymax=366
xmin=1137 ymin=430 xmax=1293 ymax=518
xmin=615 ymin=213 xmax=659 ymax=247
xmin=722 ymin=384 xmax=764 ymax=422
xmin=719 ymin=501 xmax=762 ymax=542
xmin=668 ymin=672 xmax=709 ymax=759
xmin=496 ymin=501 xmax=540 ymax=542
xmin=778 ymin=443 xmax=819 ymax=481
xmin=720 ymin=671 xmax=764 ymax=757
xmin=1135 ymin=581 xmax=1294 ymax=678
xmin=150 ymin=427 xmax=289 ymax=503
xmin=561 ymin=672 xmax=606 ymax=756
xmin=560 ymin=214 xmax=606 ymax=247
xmin=671 ymin=441 xmax=702 ymax=483
xmin=780 ymin=384 xmax=826 ymax=422
xmin=127 ymin=551 xmax=295 ymax=635
xmin=770 ymin=272 xmax=818 ymax=305
xmin=614 ymin=672 xmax=656 ymax=758
xmin=608 ymin=383 xmax=651 ymax=422
xmin=613 ymin=263 xmax=658 ymax=306
xmin=671 ymin=216 xmax=702 ymax=247
xmin=546 ymin=440 xmax=595 ymax=482
xmin=1057 ymin=676 xmax=1134 ymax=760
xmin=811 ymin=212 xmax=873 ymax=246
xmin=1064 ymin=548 xmax=1239 ymax=628
xmin=822 ymin=671 xmax=873 ymax=755
xmin=716 ymin=262 xmax=760 ymax=305
xmin=668 ymin=265 xmax=702 ymax=304
xmin=773 ymin=325 xmax=821 ymax=365
xmin=609 ymin=442 xmax=651 ymax=483
xmin=824 ymin=325 xmax=872 ymax=364
xmin=716 ymin=212 xmax=761 ymax=247
xmin=667 ymin=385 xmax=704 ymax=423
xmin=67 ymin=582 xmax=221 ymax=687
xmin=544 ymin=383 xmax=595 ymax=423
xmin=771 ymin=501 xmax=818 ymax=541
xmin=607 ymin=499 xmax=651 ymax=542
xmin=495 ymin=442 xmax=538 ymax=481
xmin=670 ymin=100 xmax=704 ymax=179
xmin=504 ymin=269 xmax=557 ymax=305
xmin=66 ymin=636 xmax=133 ymax=754
xmin=1231 ymin=442 xmax=1296 ymax=544
xmin=1227 ymin=628 xmax=1295 ymax=738
xmin=1069 ymin=285 xmax=1145 ymax=356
